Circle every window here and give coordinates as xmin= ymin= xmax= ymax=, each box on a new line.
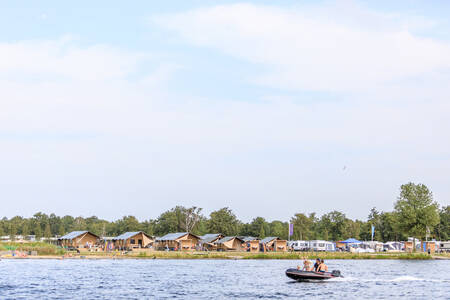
xmin=319 ymin=243 xmax=325 ymax=247
xmin=130 ymin=239 xmax=135 ymax=244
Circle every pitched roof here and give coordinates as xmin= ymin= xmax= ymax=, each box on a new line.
xmin=157 ymin=232 xmax=200 ymax=241
xmin=240 ymin=236 xmax=259 ymax=242
xmin=260 ymin=237 xmax=279 ymax=244
xmin=113 ymin=231 xmax=152 ymax=241
xmin=200 ymin=233 xmax=222 ymax=243
xmin=58 ymin=231 xmax=99 ymax=240
xmin=216 ymin=236 xmax=243 ymax=244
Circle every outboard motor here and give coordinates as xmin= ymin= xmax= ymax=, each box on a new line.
xmin=331 ymin=270 xmax=341 ymax=277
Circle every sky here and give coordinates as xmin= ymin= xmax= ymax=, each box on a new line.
xmin=1 ymin=0 xmax=449 ymax=222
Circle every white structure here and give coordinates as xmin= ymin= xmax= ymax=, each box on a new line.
xmin=439 ymin=241 xmax=450 ymax=253
xmin=360 ymin=241 xmax=384 ymax=252
xmin=383 ymin=241 xmax=404 ymax=252
xmin=289 ymin=240 xmax=309 ymax=251
xmin=308 ymin=240 xmax=335 ymax=252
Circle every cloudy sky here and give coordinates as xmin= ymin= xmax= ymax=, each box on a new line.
xmin=1 ymin=0 xmax=449 ymax=221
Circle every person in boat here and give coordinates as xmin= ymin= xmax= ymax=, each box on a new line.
xmin=317 ymin=259 xmax=328 ymax=272
xmin=313 ymin=258 xmax=321 ymax=272
xmin=302 ymin=258 xmax=312 ymax=271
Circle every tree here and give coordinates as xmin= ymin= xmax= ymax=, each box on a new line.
xmin=394 ymin=183 xmax=440 ymax=249
xmin=182 ymin=207 xmax=203 ymax=233
xmin=290 ymin=213 xmax=314 ymax=240
xmin=318 ymin=211 xmax=347 ymax=241
xmin=44 ymin=223 xmax=52 ymax=239
xmin=21 ymin=222 xmax=30 ymax=237
xmin=154 ymin=207 xmax=186 ymax=235
xmin=207 ymin=207 xmax=241 ymax=236
xmin=268 ymin=221 xmax=288 ymax=240
xmin=247 ymin=217 xmax=269 ymax=238
xmin=436 ymin=206 xmax=450 ymax=241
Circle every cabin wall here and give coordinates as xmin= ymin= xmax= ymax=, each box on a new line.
xmin=274 ymin=240 xmax=287 ymax=252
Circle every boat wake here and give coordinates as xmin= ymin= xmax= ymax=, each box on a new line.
xmin=328 ymin=276 xmax=450 ymax=283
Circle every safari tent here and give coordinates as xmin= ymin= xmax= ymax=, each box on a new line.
xmin=200 ymin=233 xmax=224 ymax=251
xmin=155 ymin=232 xmax=201 ymax=251
xmin=58 ymin=231 xmax=100 ymax=249
xmin=216 ymin=236 xmax=245 ymax=251
xmin=240 ymin=236 xmax=260 ymax=252
xmin=259 ymin=237 xmax=282 ymax=252
xmin=113 ymin=231 xmax=154 ymax=250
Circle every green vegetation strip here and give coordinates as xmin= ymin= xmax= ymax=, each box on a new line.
xmin=78 ymin=251 xmax=433 ymax=260
xmin=0 ymin=242 xmax=65 ymax=256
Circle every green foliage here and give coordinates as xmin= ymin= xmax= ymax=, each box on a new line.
xmin=0 ymin=183 xmax=445 ymax=243
xmin=207 ymin=207 xmax=241 ymax=236
xmin=436 ymin=206 xmax=450 ymax=240
xmin=394 ymin=182 xmax=440 ymax=240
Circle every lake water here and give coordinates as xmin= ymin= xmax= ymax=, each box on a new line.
xmin=0 ymin=259 xmax=449 ymax=299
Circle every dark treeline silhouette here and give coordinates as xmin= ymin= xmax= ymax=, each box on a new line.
xmin=1 ymin=183 xmax=449 ymax=242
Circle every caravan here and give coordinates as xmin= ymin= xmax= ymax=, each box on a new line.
xmin=288 ymin=240 xmax=309 ymax=251
xmin=308 ymin=240 xmax=335 ymax=252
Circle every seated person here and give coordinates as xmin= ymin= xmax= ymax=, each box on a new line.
xmin=302 ymin=258 xmax=312 ymax=271
xmin=313 ymin=258 xmax=321 ymax=272
xmin=318 ymin=259 xmax=328 ymax=272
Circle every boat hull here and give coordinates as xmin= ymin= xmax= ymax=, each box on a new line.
xmin=285 ymin=269 xmax=340 ymax=281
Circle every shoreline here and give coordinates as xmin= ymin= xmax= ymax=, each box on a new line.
xmin=2 ymin=251 xmax=448 ymax=260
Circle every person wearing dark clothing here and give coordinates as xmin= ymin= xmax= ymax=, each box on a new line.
xmin=313 ymin=258 xmax=321 ymax=272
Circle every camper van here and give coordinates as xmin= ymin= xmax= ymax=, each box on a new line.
xmin=439 ymin=241 xmax=450 ymax=253
xmin=308 ymin=240 xmax=335 ymax=252
xmin=289 ymin=240 xmax=309 ymax=251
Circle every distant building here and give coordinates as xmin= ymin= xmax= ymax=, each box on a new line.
xmin=239 ymin=236 xmax=260 ymax=252
xmin=216 ymin=236 xmax=245 ymax=251
xmin=155 ymin=232 xmax=201 ymax=251
xmin=260 ymin=237 xmax=287 ymax=252
xmin=200 ymin=233 xmax=224 ymax=251
xmin=113 ymin=231 xmax=154 ymax=250
xmin=58 ymin=231 xmax=100 ymax=249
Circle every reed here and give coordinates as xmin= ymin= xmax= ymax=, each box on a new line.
xmin=0 ymin=242 xmax=65 ymax=256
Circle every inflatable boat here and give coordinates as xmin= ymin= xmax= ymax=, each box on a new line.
xmin=285 ymin=269 xmax=342 ymax=281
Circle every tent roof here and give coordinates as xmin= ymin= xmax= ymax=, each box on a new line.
xmin=340 ymin=238 xmax=361 ymax=244
xmin=58 ymin=231 xmax=99 ymax=240
xmin=260 ymin=237 xmax=279 ymax=244
xmin=239 ymin=236 xmax=259 ymax=242
xmin=216 ymin=236 xmax=243 ymax=244
xmin=157 ymin=232 xmax=200 ymax=241
xmin=113 ymin=231 xmax=152 ymax=241
xmin=200 ymin=233 xmax=222 ymax=243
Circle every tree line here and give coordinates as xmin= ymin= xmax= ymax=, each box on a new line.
xmin=1 ymin=182 xmax=449 ymax=242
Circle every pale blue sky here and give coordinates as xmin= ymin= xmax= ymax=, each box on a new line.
xmin=0 ymin=0 xmax=449 ymax=221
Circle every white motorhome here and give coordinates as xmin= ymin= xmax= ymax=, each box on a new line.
xmin=289 ymin=240 xmax=309 ymax=251
xmin=439 ymin=241 xmax=450 ymax=253
xmin=308 ymin=240 xmax=335 ymax=252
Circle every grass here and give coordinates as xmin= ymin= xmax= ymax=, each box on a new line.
xmin=0 ymin=242 xmax=65 ymax=256
xmin=77 ymin=250 xmax=434 ymax=260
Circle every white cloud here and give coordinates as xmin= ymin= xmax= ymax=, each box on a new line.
xmin=0 ymin=36 xmax=147 ymax=81
xmin=154 ymin=2 xmax=450 ymax=92
xmin=1 ymin=2 xmax=450 ymax=221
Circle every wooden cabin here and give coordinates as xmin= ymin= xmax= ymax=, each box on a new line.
xmin=274 ymin=239 xmax=288 ymax=252
xmin=216 ymin=236 xmax=244 ymax=251
xmin=113 ymin=231 xmax=154 ymax=250
xmin=58 ymin=231 xmax=100 ymax=249
xmin=200 ymin=233 xmax=224 ymax=251
xmin=259 ymin=237 xmax=282 ymax=252
xmin=240 ymin=236 xmax=260 ymax=252
xmin=155 ymin=232 xmax=201 ymax=251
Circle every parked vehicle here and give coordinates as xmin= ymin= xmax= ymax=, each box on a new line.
xmin=288 ymin=240 xmax=309 ymax=251
xmin=439 ymin=241 xmax=450 ymax=253
xmin=308 ymin=240 xmax=335 ymax=252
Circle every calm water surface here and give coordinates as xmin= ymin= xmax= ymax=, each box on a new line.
xmin=0 ymin=259 xmax=449 ymax=299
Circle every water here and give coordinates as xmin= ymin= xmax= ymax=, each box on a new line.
xmin=0 ymin=259 xmax=449 ymax=299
